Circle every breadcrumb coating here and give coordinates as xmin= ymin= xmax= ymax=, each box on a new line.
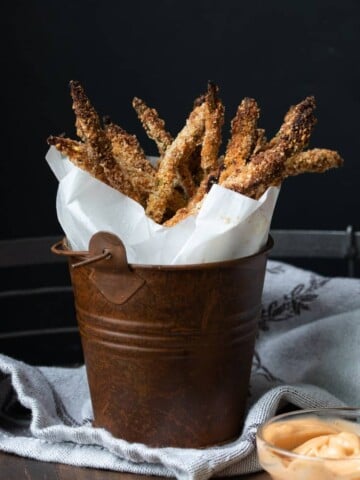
xmin=68 ymin=81 xmax=141 ymax=203
xmin=220 ymin=96 xmax=317 ymax=199
xmin=47 ymin=136 xmax=87 ymax=166
xmin=219 ymin=97 xmax=260 ymax=182
xmin=132 ymin=97 xmax=173 ymax=156
xmin=200 ymin=82 xmax=224 ymax=173
xmin=48 ymin=83 xmax=343 ymax=227
xmin=145 ymin=101 xmax=206 ymax=223
xmin=284 ymin=148 xmax=343 ymax=177
xmin=105 ymin=122 xmax=155 ymax=204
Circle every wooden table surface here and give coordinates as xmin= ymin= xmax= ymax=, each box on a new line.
xmin=0 ymin=450 xmax=270 ymax=479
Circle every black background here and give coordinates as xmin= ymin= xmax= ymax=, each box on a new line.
xmin=2 ymin=0 xmax=360 ymax=241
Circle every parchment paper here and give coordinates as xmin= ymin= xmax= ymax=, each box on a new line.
xmin=46 ymin=146 xmax=279 ymax=264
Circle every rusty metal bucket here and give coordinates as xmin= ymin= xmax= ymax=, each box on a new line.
xmin=52 ymin=231 xmax=273 ymax=448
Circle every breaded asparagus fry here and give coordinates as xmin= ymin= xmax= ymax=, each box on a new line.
xmin=105 ymin=122 xmax=156 ymax=203
xmin=284 ymin=148 xmax=343 ymax=177
xmin=271 ymin=96 xmax=316 ymax=157
xmin=47 ymin=133 xmax=110 ymax=184
xmin=69 ymin=81 xmax=141 ymax=203
xmin=221 ymin=96 xmax=317 ymax=199
xmin=47 ymin=136 xmax=88 ymax=166
xmin=220 ymin=147 xmax=283 ymax=199
xmin=69 ymin=81 xmax=107 ymax=180
xmin=223 ymin=148 xmax=343 ymax=200
xmin=49 ymin=84 xmax=343 ymax=227
xmin=70 ymin=81 xmax=103 ymax=146
xmin=219 ymin=97 xmax=260 ymax=182
xmin=132 ymin=97 xmax=173 ymax=156
xmin=132 ymin=96 xmax=196 ymax=199
xmin=265 ymin=104 xmax=296 ymax=150
xmin=105 ymin=122 xmax=154 ymax=174
xmin=167 ymin=146 xmax=342 ymax=226
xmin=200 ymin=82 xmax=224 ymax=173
xmin=145 ymin=101 xmax=206 ymax=223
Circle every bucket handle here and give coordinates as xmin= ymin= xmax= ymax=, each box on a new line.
xmin=51 ymin=240 xmax=111 ymax=268
xmin=51 ymin=232 xmax=145 ymax=305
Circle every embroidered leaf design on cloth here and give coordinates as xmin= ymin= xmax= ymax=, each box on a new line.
xmin=269 ymin=301 xmax=288 ymax=317
xmin=251 ymin=349 xmax=283 ymax=385
xmin=300 ymin=294 xmax=318 ymax=302
xmin=260 ymin=274 xmax=330 ymax=330
xmin=266 ymin=264 xmax=286 ymax=274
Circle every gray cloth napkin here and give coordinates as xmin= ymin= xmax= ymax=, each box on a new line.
xmin=1 ymin=260 xmax=360 ymax=480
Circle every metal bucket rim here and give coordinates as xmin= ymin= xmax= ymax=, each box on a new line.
xmin=55 ymin=235 xmax=273 ymax=271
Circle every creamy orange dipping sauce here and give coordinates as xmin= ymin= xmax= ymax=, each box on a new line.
xmin=257 ymin=415 xmax=360 ymax=479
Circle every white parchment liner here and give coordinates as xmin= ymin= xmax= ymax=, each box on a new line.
xmin=46 ymin=146 xmax=279 ymax=265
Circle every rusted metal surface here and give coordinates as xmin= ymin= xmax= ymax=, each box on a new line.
xmin=53 ymin=232 xmax=272 ymax=448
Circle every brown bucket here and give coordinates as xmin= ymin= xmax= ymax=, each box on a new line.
xmin=52 ymin=231 xmax=273 ymax=448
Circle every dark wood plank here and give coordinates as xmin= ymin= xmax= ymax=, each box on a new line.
xmin=0 ymin=451 xmax=270 ymax=479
